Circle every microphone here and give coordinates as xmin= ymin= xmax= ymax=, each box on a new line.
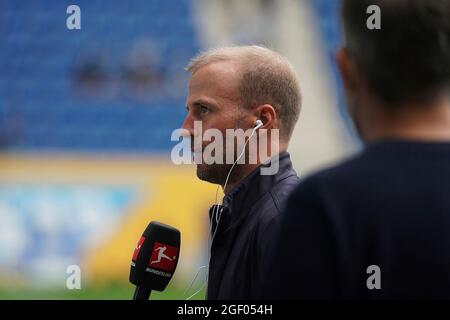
xmin=129 ymin=221 xmax=181 ymax=300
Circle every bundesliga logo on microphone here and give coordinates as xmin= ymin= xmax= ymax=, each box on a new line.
xmin=148 ymin=242 xmax=178 ymax=272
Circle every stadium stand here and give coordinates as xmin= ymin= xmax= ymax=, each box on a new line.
xmin=0 ymin=0 xmax=200 ymax=151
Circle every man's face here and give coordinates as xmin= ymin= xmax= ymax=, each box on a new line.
xmin=182 ymin=61 xmax=244 ymax=185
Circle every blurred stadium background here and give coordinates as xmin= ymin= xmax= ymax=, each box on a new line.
xmin=0 ymin=0 xmax=356 ymax=299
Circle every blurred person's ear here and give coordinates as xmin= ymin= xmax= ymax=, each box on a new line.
xmin=336 ymin=47 xmax=370 ymax=125
xmin=336 ymin=47 xmax=360 ymax=96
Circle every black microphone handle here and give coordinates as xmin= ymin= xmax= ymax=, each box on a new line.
xmin=133 ymin=286 xmax=152 ymax=300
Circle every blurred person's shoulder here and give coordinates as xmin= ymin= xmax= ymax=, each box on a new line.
xmin=296 ymin=140 xmax=450 ymax=190
xmin=285 ymin=142 xmax=392 ymax=219
xmin=286 ymin=139 xmax=450 ymax=220
xmin=293 ymin=145 xmax=375 ymax=194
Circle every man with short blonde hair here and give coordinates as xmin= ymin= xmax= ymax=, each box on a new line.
xmin=181 ymin=45 xmax=301 ymax=299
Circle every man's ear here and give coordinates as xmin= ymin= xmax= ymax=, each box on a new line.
xmin=256 ymin=104 xmax=277 ymax=129
xmin=336 ymin=47 xmax=360 ymax=94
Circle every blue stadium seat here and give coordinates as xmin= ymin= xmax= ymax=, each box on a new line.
xmin=0 ymin=0 xmax=200 ymax=151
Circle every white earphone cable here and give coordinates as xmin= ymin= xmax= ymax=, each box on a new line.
xmin=184 ymin=121 xmax=262 ymax=300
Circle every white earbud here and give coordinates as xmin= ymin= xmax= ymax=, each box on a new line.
xmin=255 ymin=119 xmax=263 ymax=129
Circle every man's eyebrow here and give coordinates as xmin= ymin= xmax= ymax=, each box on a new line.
xmin=186 ymin=99 xmax=218 ymax=111
xmin=192 ymin=99 xmax=216 ymax=108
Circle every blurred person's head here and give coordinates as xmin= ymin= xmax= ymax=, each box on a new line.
xmin=182 ymin=45 xmax=301 ymax=192
xmin=337 ymin=0 xmax=450 ymax=143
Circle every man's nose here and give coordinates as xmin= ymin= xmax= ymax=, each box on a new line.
xmin=181 ymin=114 xmax=194 ymax=137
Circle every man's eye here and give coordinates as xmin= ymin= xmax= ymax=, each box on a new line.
xmin=200 ymin=106 xmax=209 ymax=114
